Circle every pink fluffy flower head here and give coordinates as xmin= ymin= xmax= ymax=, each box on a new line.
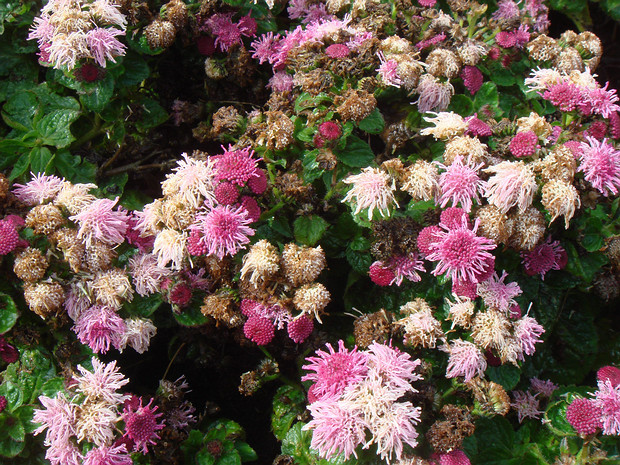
xmin=267 ymin=71 xmax=294 ymax=92
xmin=318 ymin=121 xmax=342 ymax=140
xmin=593 ymin=379 xmax=620 ymax=435
xmin=511 ymin=390 xmax=543 ymax=423
xmin=514 ymin=315 xmax=545 ymax=356
xmin=122 ymin=396 xmax=165 ymax=453
xmin=495 ymin=31 xmax=517 ymax=48
xmin=530 ymin=377 xmax=558 ymax=397
xmin=598 ymin=366 xmax=620 ymax=388
xmin=325 ymin=43 xmax=350 ymax=58
xmin=492 ymin=0 xmax=521 ymax=22
xmin=214 ymin=182 xmax=239 ymax=205
xmin=214 ymin=145 xmax=260 ymax=186
xmin=243 ymin=315 xmax=275 ymax=345
xmin=70 ymin=197 xmax=130 ymax=248
xmin=521 ymin=238 xmax=566 ymax=279
xmin=302 ymin=340 xmax=368 ymax=399
xmin=376 ymin=52 xmax=402 ymax=88
xmin=509 ymin=131 xmax=539 ymax=157
xmin=577 ymin=137 xmax=620 ymax=196
xmin=369 ymin=261 xmax=396 ymax=286
xmin=476 ymin=271 xmax=522 ymax=313
xmin=85 ymin=28 xmax=126 ymax=67
xmin=435 ymin=449 xmax=472 ymax=465
xmin=566 ymin=398 xmax=602 ymax=435
xmin=543 ymin=82 xmax=583 ymax=112
xmin=191 ymin=204 xmax=255 ymax=259
xmin=342 ymin=167 xmax=397 ymax=220
xmin=581 ymin=82 xmax=620 ymax=119
xmin=366 ymin=342 xmax=422 ymax=395
xmin=83 ymin=443 xmax=132 ymax=465
xmin=461 ymin=65 xmax=483 ymax=94
xmin=74 ymin=357 xmax=130 ymax=405
xmin=287 ymin=315 xmax=314 ymax=343
xmin=427 ymin=218 xmax=497 ymax=284
xmin=0 ymin=220 xmax=19 ymax=255
xmin=444 ymin=339 xmax=487 ymax=382
xmin=437 ymin=156 xmax=485 ymax=212
xmin=73 ymin=305 xmax=126 ymax=354
xmin=12 ymin=172 xmax=65 ymax=205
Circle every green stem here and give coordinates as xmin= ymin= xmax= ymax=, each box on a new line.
xmin=71 ymin=114 xmax=103 ymax=150
xmin=162 ymin=342 xmax=186 ymax=381
xmin=324 ymin=180 xmax=344 ymax=202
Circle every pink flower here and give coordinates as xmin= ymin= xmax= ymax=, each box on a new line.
xmin=452 ymin=278 xmax=478 ymax=299
xmin=70 ymin=197 xmax=130 ymax=247
xmin=304 ymin=397 xmax=366 ymax=460
xmin=484 ymin=161 xmax=537 ymax=213
xmin=33 ymin=393 xmax=76 ymax=444
xmin=73 ymin=305 xmax=126 ymax=354
xmin=74 ymin=357 xmax=129 ymax=405
xmin=267 ymin=71 xmax=294 ymax=92
xmin=243 ymin=315 xmax=275 ymax=345
xmin=287 ymin=315 xmax=314 ymax=343
xmin=237 ymin=15 xmax=257 ymax=37
xmin=593 ymin=379 xmax=620 ymax=435
xmin=86 ymin=28 xmax=126 ymax=67
xmin=12 ymin=172 xmax=65 ymax=205
xmin=205 ymin=14 xmax=242 ymax=51
xmin=543 ymin=82 xmax=583 ymax=112
xmin=418 ymin=0 xmax=437 ymax=6
xmin=436 ymin=156 xmax=485 ymax=212
xmin=239 ymin=195 xmax=261 ymax=222
xmin=122 ymin=397 xmax=165 ymax=453
xmin=580 ymin=82 xmax=620 ymax=119
xmin=187 ymin=230 xmax=207 ymax=256
xmin=84 ymin=443 xmax=132 ymax=465
xmin=435 ymin=449 xmax=472 ymax=465
xmin=417 ymin=225 xmax=443 ymax=257
xmin=598 ymin=366 xmax=620 ymax=388
xmin=461 ymin=66 xmax=483 ymax=94
xmin=465 ymin=114 xmax=493 ymax=137
xmin=28 ymin=15 xmax=54 ymax=45
xmin=440 ymin=207 xmax=470 ymax=230
xmin=190 ymin=205 xmax=255 ymax=259
xmin=0 ymin=396 xmax=6 ymax=413
xmin=213 ymin=145 xmax=260 ymax=186
xmin=214 ymin=182 xmax=239 ymax=205
xmin=566 ymin=398 xmax=602 ymax=435
xmin=302 ymin=340 xmax=368 ymax=399
xmin=530 ymin=377 xmax=558 ymax=397
xmin=495 ymin=31 xmax=516 ymax=48
xmin=325 ymin=43 xmax=350 ymax=58
xmin=416 ymin=74 xmax=453 ymax=113
xmin=584 ymin=121 xmax=608 ymax=140
xmin=342 ymin=167 xmax=397 ymax=220
xmin=129 ymin=253 xmax=170 ymax=297
xmin=521 ymin=238 xmax=566 ymax=279
xmin=376 ymin=52 xmax=402 ymax=88
xmin=250 ymin=32 xmax=281 ymax=65
xmin=415 ymin=32 xmax=446 ymax=50
xmin=369 ymin=261 xmax=396 ymax=286
xmin=509 ymin=131 xmax=538 ymax=157
xmin=511 ymin=390 xmax=543 ymax=423
xmin=444 ymin=339 xmax=487 ymax=382
xmin=477 ymin=271 xmax=522 ymax=313
xmin=513 ymin=315 xmax=545 ymax=356
xmin=366 ymin=342 xmax=422 ymax=395
xmin=609 ymin=112 xmax=620 ymax=139
xmin=318 ymin=121 xmax=341 ymax=140
xmin=577 ymin=137 xmax=620 ymax=196
xmin=0 ymin=219 xmax=19 ymax=255
xmin=389 ymin=254 xmax=425 ymax=285
xmin=248 ymin=169 xmax=267 ymax=194
xmin=492 ymin=0 xmax=521 ymax=22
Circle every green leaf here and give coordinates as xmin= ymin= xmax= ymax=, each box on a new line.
xmin=294 ymin=92 xmax=332 ymax=113
xmin=294 ymin=215 xmax=329 ymax=246
xmin=0 ymin=419 xmax=24 ymax=458
xmin=448 ymin=94 xmax=474 ymax=116
xmin=9 ymin=152 xmax=31 ymax=181
xmin=125 ymin=294 xmax=163 ymax=318
xmin=281 ymin=422 xmax=312 ymax=458
xmin=117 ymin=54 xmax=150 ymax=87
xmin=0 ymin=413 xmax=25 ymax=442
xmin=80 ymin=73 xmax=115 ymax=113
xmin=302 ymin=149 xmax=323 ymax=183
xmin=40 ymin=377 xmax=66 ymax=398
xmin=334 ymin=135 xmax=375 ymax=167
xmin=345 ymin=247 xmax=372 ymax=275
xmin=2 ymin=91 xmax=37 ymax=131
xmin=0 ymin=292 xmax=19 ymax=334
xmin=14 ymin=406 xmax=35 ymax=434
xmin=217 ymin=450 xmax=242 ymax=465
xmin=36 ymin=109 xmax=80 ymax=148
xmin=486 ymin=364 xmax=521 ymax=391
xmin=474 ymin=82 xmax=499 ymax=114
xmin=297 ymin=126 xmax=316 ymax=143
xmin=234 ymin=442 xmax=257 ymax=462
xmin=54 ymin=150 xmax=97 ymax=183
xmin=490 ymin=68 xmax=517 ymax=87
xmin=272 ymin=385 xmax=306 ymax=441
xmin=29 ymin=146 xmax=54 ymax=174
xmin=174 ymin=305 xmax=209 ymax=327
xmin=357 ymin=108 xmax=385 ymax=134
xmin=196 ymin=448 xmax=217 ymax=465
xmin=135 ymin=98 xmax=168 ymax=132
xmin=470 ymin=416 xmax=516 ymax=463
xmin=544 ymin=397 xmax=578 ymax=437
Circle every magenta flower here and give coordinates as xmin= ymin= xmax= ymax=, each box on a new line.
xmin=213 ymin=145 xmax=261 ymax=186
xmin=417 ymin=225 xmax=443 ymax=257
xmin=598 ymin=366 xmax=620 ymax=388
xmin=205 ymin=13 xmax=242 ymax=51
xmin=0 ymin=219 xmax=19 ymax=256
xmin=122 ymin=396 xmax=165 ymax=453
xmin=543 ymin=82 xmax=583 ymax=112
xmin=243 ymin=315 xmax=275 ymax=345
xmin=287 ymin=315 xmax=314 ymax=343
xmin=369 ymin=261 xmax=396 ymax=286
xmin=70 ymin=197 xmax=130 ymax=247
xmin=436 ymin=156 xmax=485 ymax=212
xmin=190 ymin=204 xmax=255 ymax=259
xmin=85 ymin=28 xmax=126 ymax=67
xmin=461 ymin=65 xmax=483 ymax=94
xmin=84 ymin=443 xmax=132 ymax=465
xmin=513 ymin=315 xmax=545 ymax=356
xmin=250 ymin=32 xmax=281 ymax=65
xmin=427 ymin=218 xmax=497 ymax=284
xmin=318 ymin=121 xmax=342 ymax=140
xmin=580 ymin=82 xmax=620 ymax=119
xmin=509 ymin=131 xmax=538 ymax=158
xmin=495 ymin=31 xmax=516 ymax=48
xmin=593 ymin=379 xmax=620 ymax=435
xmin=302 ymin=340 xmax=369 ymax=399
xmin=465 ymin=114 xmax=493 ymax=137
xmin=439 ymin=207 xmax=470 ymax=230
xmin=521 ymin=238 xmax=567 ymax=279
xmin=476 ymin=271 xmax=522 ymax=313
xmin=376 ymin=52 xmax=402 ymax=88
xmin=325 ymin=43 xmax=350 ymax=58
xmin=73 ymin=305 xmax=126 ymax=354
xmin=12 ymin=172 xmax=65 ymax=205
xmin=389 ymin=254 xmax=425 ymax=285
xmin=444 ymin=339 xmax=487 ymax=382
xmin=566 ymin=398 xmax=602 ymax=435
xmin=436 ymin=450 xmax=472 ymax=465
xmin=577 ymin=137 xmax=620 ymax=196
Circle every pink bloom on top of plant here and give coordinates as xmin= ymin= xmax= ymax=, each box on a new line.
xmin=452 ymin=277 xmax=478 ymax=299
xmin=74 ymin=357 xmax=129 ymax=405
xmin=129 ymin=253 xmax=170 ymax=297
xmin=13 ymin=172 xmax=66 ymax=205
xmin=598 ymin=366 xmax=620 ymax=388
xmin=461 ymin=65 xmax=483 ymax=94
xmin=418 ymin=0 xmax=437 ymax=7
xmin=577 ymin=137 xmax=620 ymax=196
xmin=267 ymin=71 xmax=293 ymax=92
xmin=85 ymin=28 xmax=126 ymax=67
xmin=484 ymin=161 xmax=537 ymax=213
xmin=248 ymin=169 xmax=267 ymax=194
xmin=73 ymin=305 xmax=126 ymax=354
xmin=435 ymin=449 xmax=472 ymax=465
xmin=492 ymin=0 xmax=521 ymax=22
xmin=511 ymin=390 xmax=543 ymax=423
xmin=477 ymin=270 xmax=522 ymax=313
xmin=0 ymin=220 xmax=19 ymax=256
xmin=427 ymin=217 xmax=496 ymax=284
xmin=584 ymin=121 xmax=608 ymax=140
xmin=417 ymin=225 xmax=443 ymax=257
xmin=376 ymin=51 xmax=402 ymax=88
xmin=205 ymin=13 xmax=242 ymax=51
xmin=609 ymin=111 xmax=620 ymax=139
xmin=593 ymin=379 xmax=620 ymax=435
xmin=191 ymin=204 xmax=254 ymax=259
xmin=515 ymin=25 xmax=531 ymax=47
xmin=580 ymin=82 xmax=620 ymax=119
xmin=302 ymin=340 xmax=368 ymax=399
xmin=250 ymin=31 xmax=281 ymax=64
xmin=83 ymin=443 xmax=132 ymax=465
xmin=325 ymin=43 xmax=350 ymax=58
xmin=444 ymin=339 xmax=487 ymax=382
xmin=530 ymin=377 xmax=558 ymax=397
xmin=70 ymin=197 xmax=130 ymax=248
xmin=389 ymin=254 xmax=425 ymax=285
xmin=318 ymin=121 xmax=342 ymax=140
xmin=465 ymin=114 xmax=493 ymax=137
xmin=440 ymin=207 xmax=470 ymax=230
xmin=342 ymin=167 xmax=397 ymax=220
xmin=187 ymin=230 xmax=207 ymax=256
xmin=366 ymin=342 xmax=422 ymax=394
xmin=437 ymin=156 xmax=485 ymax=213
xmin=33 ymin=392 xmax=77 ymax=444
xmin=239 ymin=195 xmax=261 ymax=222
xmin=214 ymin=145 xmax=260 ymax=186
xmin=243 ymin=315 xmax=275 ymax=345
xmin=415 ymin=32 xmax=446 ymax=50
xmin=287 ymin=315 xmax=314 ymax=343
xmin=28 ymin=15 xmax=54 ymax=45
xmin=521 ymin=237 xmax=566 ymax=279
xmin=514 ymin=315 xmax=545 ymax=356
xmin=416 ymin=74 xmax=453 ymax=113
xmin=369 ymin=261 xmax=396 ymax=286
xmin=122 ymin=396 xmax=165 ymax=453
xmin=237 ymin=14 xmax=257 ymax=37
xmin=509 ymin=130 xmax=539 ymax=157
xmin=214 ymin=182 xmax=239 ymax=205
xmin=543 ymin=82 xmax=583 ymax=112
xmin=495 ymin=31 xmax=516 ymax=48
xmin=566 ymin=398 xmax=602 ymax=435
xmin=169 ymin=283 xmax=192 ymax=307
xmin=304 ymin=396 xmax=366 ymax=460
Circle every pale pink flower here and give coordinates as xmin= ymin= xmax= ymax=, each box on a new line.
xmin=477 ymin=271 xmax=522 ymax=313
xmin=84 ymin=444 xmax=132 ymax=465
xmin=12 ymin=172 xmax=65 ymax=206
xmin=74 ymin=357 xmax=129 ymax=405
xmin=511 ymin=390 xmax=543 ymax=423
xmin=484 ymin=161 xmax=537 ymax=213
xmin=530 ymin=377 xmax=558 ymax=397
xmin=44 ymin=441 xmax=83 ymax=465
xmin=513 ymin=315 xmax=545 ymax=356
xmin=90 ymin=0 xmax=128 ymax=28
xmin=577 ymin=137 xmax=620 ymax=196
xmin=153 ymin=228 xmax=187 ymax=270
xmin=436 ymin=156 xmax=485 ymax=212
xmin=190 ymin=204 xmax=255 ymax=259
xmin=70 ymin=196 xmax=130 ymax=247
xmin=33 ymin=393 xmax=77 ymax=444
xmin=366 ymin=342 xmax=422 ymax=395
xmin=593 ymin=379 xmax=620 ymax=435
xmin=128 ymin=253 xmax=170 ymax=296
xmin=304 ymin=397 xmax=366 ymax=460
xmin=118 ymin=317 xmax=157 ymax=354
xmin=426 ymin=218 xmax=497 ymax=283
xmin=64 ymin=282 xmax=92 ymax=321
xmin=492 ymin=0 xmax=521 ymax=22
xmin=250 ymin=31 xmax=281 ymax=65
xmin=580 ymin=82 xmax=620 ymax=119
xmin=122 ymin=397 xmax=165 ymax=453
xmin=416 ymin=74 xmax=453 ymax=113
xmin=365 ymin=400 xmax=420 ymax=462
xmin=444 ymin=339 xmax=487 ymax=382
xmin=161 ymin=153 xmax=217 ymax=208
xmin=376 ymin=52 xmax=402 ymax=88
xmin=28 ymin=15 xmax=54 ymax=45
xmin=86 ymin=28 xmax=126 ymax=67
xmin=342 ymin=167 xmax=397 ymax=220
xmin=267 ymin=71 xmax=294 ymax=92
xmin=302 ymin=340 xmax=368 ymax=399
xmin=73 ymin=305 xmax=126 ymax=354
